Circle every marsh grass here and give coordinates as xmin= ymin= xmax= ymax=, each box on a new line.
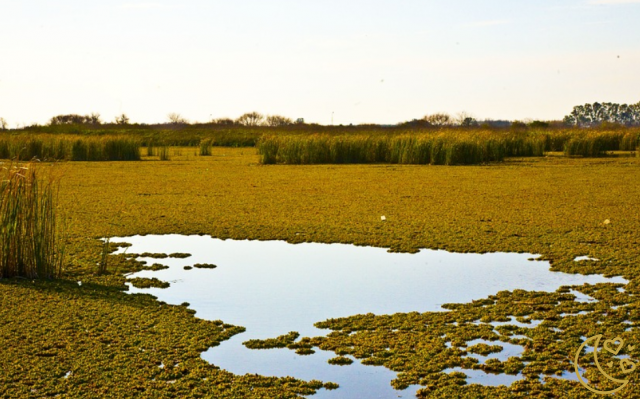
xmin=0 ymin=135 xmax=141 ymax=161
xmin=563 ymin=131 xmax=625 ymax=157
xmin=0 ymin=161 xmax=65 ymax=279
xmin=258 ymin=133 xmax=514 ymax=165
xmin=158 ymin=146 xmax=170 ymax=161
xmin=199 ymin=139 xmax=212 ymax=156
xmin=97 ymin=237 xmax=110 ymax=275
xmin=146 ymin=141 xmax=155 ymax=157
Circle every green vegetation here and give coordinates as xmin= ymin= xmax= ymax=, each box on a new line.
xmin=0 ymin=135 xmax=141 ymax=161
xmin=243 ymin=331 xmax=300 ymax=349
xmin=199 ymin=139 xmax=213 ymax=156
xmin=158 ymin=145 xmax=170 ymax=161
xmin=169 ymin=253 xmax=191 ymax=258
xmin=2 ymin=125 xmax=639 ymax=164
xmin=193 ymin=263 xmax=217 ymax=269
xmin=257 ymin=132 xmax=544 ymax=165
xmin=564 ymin=130 xmax=640 ymax=157
xmin=0 ymin=161 xmax=64 ymax=279
xmin=2 ymin=149 xmax=640 ymax=397
xmin=144 ymin=263 xmax=169 ymax=271
xmin=327 ymin=356 xmax=354 ymax=366
xmin=128 ymin=277 xmax=170 ymax=289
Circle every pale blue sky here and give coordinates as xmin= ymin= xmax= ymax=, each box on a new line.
xmin=1 ymin=0 xmax=639 ymax=125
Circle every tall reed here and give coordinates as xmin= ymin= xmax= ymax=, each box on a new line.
xmin=199 ymin=139 xmax=212 ymax=156
xmin=258 ymin=133 xmax=508 ymax=165
xmin=563 ymin=131 xmax=625 ymax=157
xmin=0 ymin=135 xmax=141 ymax=161
xmin=158 ymin=145 xmax=170 ymax=161
xmin=0 ymin=161 xmax=65 ymax=279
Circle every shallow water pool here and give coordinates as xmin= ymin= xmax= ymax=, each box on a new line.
xmin=114 ymin=235 xmax=626 ymax=398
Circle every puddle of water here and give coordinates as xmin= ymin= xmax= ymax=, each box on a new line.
xmin=114 ymin=235 xmax=627 ymax=397
xmin=574 ymin=256 xmax=599 ymax=262
xmin=569 ymin=290 xmax=597 ymax=303
xmin=544 ymin=370 xmax=584 ymax=384
xmin=476 ymin=316 xmax=543 ymax=329
xmin=442 ymin=367 xmax=523 ymax=386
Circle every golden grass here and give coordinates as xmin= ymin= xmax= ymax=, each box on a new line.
xmin=2 ymin=148 xmax=640 ymax=397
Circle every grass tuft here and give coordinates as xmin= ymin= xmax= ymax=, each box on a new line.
xmin=0 ymin=161 xmax=65 ymax=279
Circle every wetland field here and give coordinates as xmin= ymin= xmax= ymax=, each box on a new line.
xmin=2 ymin=130 xmax=640 ymax=398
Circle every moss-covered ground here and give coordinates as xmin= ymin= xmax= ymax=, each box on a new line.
xmin=2 ymin=148 xmax=640 ymax=398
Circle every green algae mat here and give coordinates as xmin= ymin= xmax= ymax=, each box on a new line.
xmin=2 ymin=148 xmax=640 ymax=398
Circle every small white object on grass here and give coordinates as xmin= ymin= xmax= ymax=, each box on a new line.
xmin=381 ymin=215 xmax=386 ymax=221
xmin=77 ymin=281 xmax=82 ymax=287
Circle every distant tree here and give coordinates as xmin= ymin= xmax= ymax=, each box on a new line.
xmin=211 ymin=118 xmax=236 ymax=126
xmin=49 ymin=114 xmax=102 ymax=125
xmin=529 ymin=120 xmax=550 ymax=128
xmin=481 ymin=120 xmax=512 ymax=128
xmin=455 ymin=112 xmax=476 ymax=126
xmin=265 ymin=115 xmax=293 ymax=127
xmin=236 ymin=112 xmax=264 ymax=126
xmin=398 ymin=119 xmax=432 ymax=128
xmin=114 ymin=113 xmax=130 ymax=125
xmin=0 ymin=117 xmax=7 ymax=130
xmin=167 ymin=113 xmax=188 ymax=124
xmin=564 ymin=101 xmax=640 ymax=127
xmin=424 ymin=113 xmax=451 ymax=126
xmin=460 ymin=117 xmax=478 ymax=127
xmin=87 ymin=113 xmax=102 ymax=125
xmin=510 ymin=121 xmax=528 ymax=130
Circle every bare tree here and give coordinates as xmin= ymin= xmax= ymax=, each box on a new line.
xmin=236 ymin=112 xmax=264 ymax=126
xmin=114 ymin=113 xmax=130 ymax=125
xmin=88 ymin=113 xmax=102 ymax=125
xmin=454 ymin=111 xmax=476 ymax=126
xmin=424 ymin=113 xmax=451 ymax=126
xmin=0 ymin=117 xmax=7 ymax=130
xmin=167 ymin=113 xmax=188 ymax=124
xmin=265 ymin=115 xmax=293 ymax=127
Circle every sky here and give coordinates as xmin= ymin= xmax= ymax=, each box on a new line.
xmin=1 ymin=0 xmax=639 ymax=126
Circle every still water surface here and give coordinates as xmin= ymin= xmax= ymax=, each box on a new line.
xmin=114 ymin=235 xmax=625 ymax=398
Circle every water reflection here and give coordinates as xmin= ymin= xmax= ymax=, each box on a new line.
xmin=114 ymin=235 xmax=626 ymax=398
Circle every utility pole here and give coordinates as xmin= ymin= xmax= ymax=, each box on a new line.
xmin=331 ymin=111 xmax=334 ymax=126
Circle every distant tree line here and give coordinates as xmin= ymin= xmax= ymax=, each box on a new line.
xmin=563 ymin=102 xmax=640 ymax=127
xmin=37 ymin=111 xmax=301 ymax=127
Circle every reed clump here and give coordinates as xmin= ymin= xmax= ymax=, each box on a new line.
xmin=70 ymin=137 xmax=141 ymax=161
xmin=563 ymin=131 xmax=625 ymax=157
xmin=258 ymin=132 xmax=511 ymax=165
xmin=0 ymin=135 xmax=141 ymax=161
xmin=199 ymin=139 xmax=213 ymax=156
xmin=0 ymin=161 xmax=64 ymax=279
xmin=158 ymin=145 xmax=170 ymax=161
